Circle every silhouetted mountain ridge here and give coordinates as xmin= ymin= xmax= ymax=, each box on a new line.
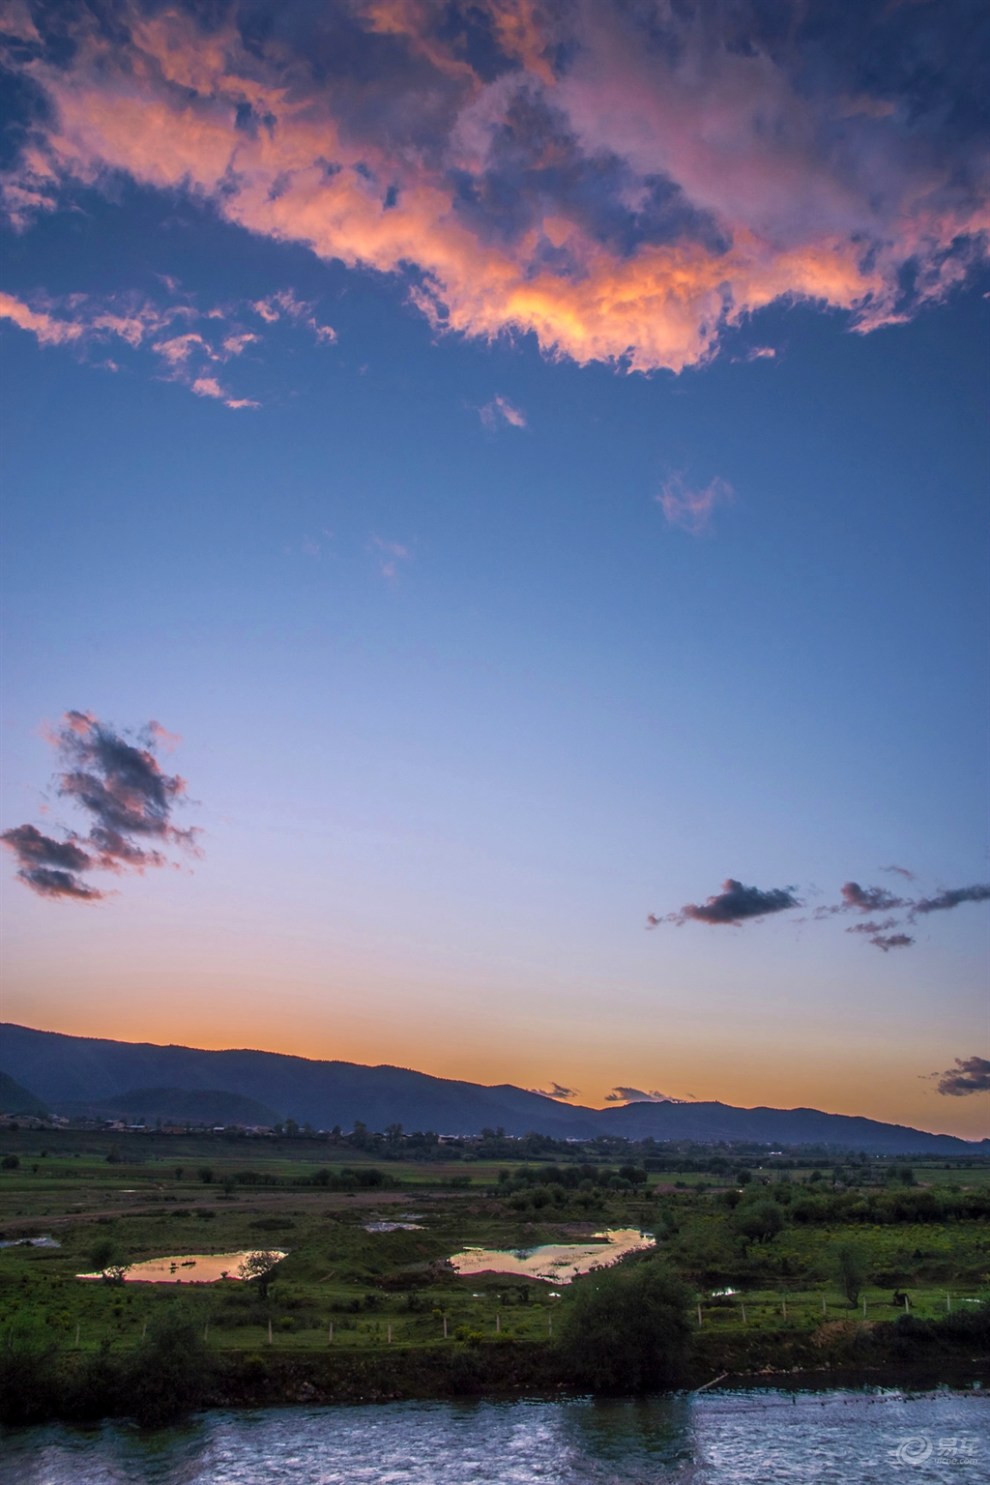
xmin=1 ymin=1024 xmax=984 ymax=1154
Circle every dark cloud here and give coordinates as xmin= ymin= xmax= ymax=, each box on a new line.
xmin=604 ymin=1087 xmax=684 ymax=1103
xmin=1 ymin=823 xmax=92 ymax=872
xmin=529 ymin=1081 xmax=579 ymax=1100
xmin=911 ymin=884 xmax=990 ymax=917
xmin=868 ymin=932 xmax=914 ymax=952
xmin=1 ymin=823 xmax=97 ymax=901
xmin=935 ymin=1056 xmax=990 ymax=1097
xmin=661 ymin=878 xmax=800 ymax=927
xmin=13 ymin=867 xmax=104 ymax=901
xmin=2 ymin=711 xmax=198 ymax=902
xmin=653 ymin=866 xmax=989 ymax=954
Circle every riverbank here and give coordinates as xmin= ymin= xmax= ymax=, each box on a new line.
xmin=2 ymin=1309 xmax=987 ymax=1427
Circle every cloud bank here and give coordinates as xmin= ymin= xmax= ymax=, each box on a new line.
xmin=2 ymin=712 xmax=199 ymax=901
xmin=2 ymin=1 xmax=987 ymax=374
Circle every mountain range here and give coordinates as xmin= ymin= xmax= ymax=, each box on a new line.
xmin=1 ymin=1023 xmax=985 ymax=1155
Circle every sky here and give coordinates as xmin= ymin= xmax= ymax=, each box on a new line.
xmin=1 ymin=0 xmax=988 ymax=1139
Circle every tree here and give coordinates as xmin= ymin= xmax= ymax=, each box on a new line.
xmin=88 ymin=1237 xmax=129 ymax=1284
xmin=731 ymin=1199 xmax=785 ymax=1244
xmin=834 ymin=1243 xmax=868 ymax=1308
xmin=555 ymin=1259 xmax=693 ymax=1394
xmin=238 ymin=1249 xmax=282 ymax=1299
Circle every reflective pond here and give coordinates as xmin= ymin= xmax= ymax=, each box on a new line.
xmin=448 ymin=1228 xmax=654 ymax=1284
xmin=76 ymin=1250 xmax=286 ymax=1284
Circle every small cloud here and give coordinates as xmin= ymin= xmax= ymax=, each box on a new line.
xmin=745 ymin=345 xmax=776 ymax=361
xmin=222 ymin=332 xmax=260 ymax=356
xmin=224 ymin=397 xmax=260 ymax=411
xmin=371 ymin=536 xmax=412 ymax=580
xmin=934 ymin=1056 xmax=990 ymax=1097
xmin=190 ymin=375 xmax=227 ymax=400
xmin=658 ymin=877 xmax=800 ymax=928
xmin=154 ymin=332 xmax=213 ymax=367
xmin=868 ymin=931 xmax=915 ymax=952
xmin=252 ymin=289 xmax=335 ymax=342
xmin=479 ymin=394 xmax=527 ymax=431
xmin=529 ymin=1081 xmax=579 ymax=1100
xmin=880 ymin=864 xmax=916 ymax=881
xmin=839 ymin=881 xmax=907 ymax=913
xmin=656 ymin=473 xmax=733 ymax=535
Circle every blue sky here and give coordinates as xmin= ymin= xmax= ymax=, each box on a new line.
xmin=1 ymin=0 xmax=988 ymax=1136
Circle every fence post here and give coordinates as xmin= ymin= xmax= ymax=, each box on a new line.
xmin=442 ymin=1314 xmax=448 ymax=1339
xmin=268 ymin=1318 xmax=273 ymax=1344
xmin=697 ymin=1302 xmax=703 ymax=1326
xmin=740 ymin=1302 xmax=747 ymax=1324
xmin=328 ymin=1320 xmax=334 ymax=1343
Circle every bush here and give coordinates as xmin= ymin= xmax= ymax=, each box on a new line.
xmin=123 ymin=1311 xmax=213 ymax=1427
xmin=555 ymin=1259 xmax=693 ymax=1394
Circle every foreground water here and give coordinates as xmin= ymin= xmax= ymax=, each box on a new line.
xmin=3 ymin=1389 xmax=986 ymax=1483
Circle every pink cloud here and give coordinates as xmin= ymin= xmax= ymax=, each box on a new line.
xmin=0 ymin=282 xmax=323 ymax=406
xmin=0 ymin=290 xmax=84 ymax=346
xmin=656 ymin=474 xmax=734 ymax=535
xmin=1 ymin=3 xmax=986 ymax=374
xmin=479 ymin=393 xmax=527 ymax=430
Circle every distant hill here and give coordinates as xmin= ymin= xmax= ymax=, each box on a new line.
xmin=0 ymin=1069 xmax=48 ymax=1117
xmin=60 ymin=1087 xmax=281 ymax=1128
xmin=1 ymin=1023 xmax=985 ymax=1155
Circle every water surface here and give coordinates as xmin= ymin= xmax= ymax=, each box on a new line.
xmin=2 ymin=1389 xmax=986 ymax=1484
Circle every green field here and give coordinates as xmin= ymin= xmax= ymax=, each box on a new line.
xmin=1 ymin=1127 xmax=987 ymax=1418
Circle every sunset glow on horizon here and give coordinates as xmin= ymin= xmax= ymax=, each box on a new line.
xmin=1 ymin=0 xmax=988 ymax=1140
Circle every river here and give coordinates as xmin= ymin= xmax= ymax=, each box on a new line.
xmin=2 ymin=1389 xmax=986 ymax=1483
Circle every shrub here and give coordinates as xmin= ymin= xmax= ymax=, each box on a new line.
xmin=555 ymin=1259 xmax=693 ymax=1394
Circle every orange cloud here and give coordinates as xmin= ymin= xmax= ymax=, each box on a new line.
xmin=3 ymin=3 xmax=987 ymax=373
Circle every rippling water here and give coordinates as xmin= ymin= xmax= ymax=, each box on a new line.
xmin=2 ymin=1389 xmax=986 ymax=1484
